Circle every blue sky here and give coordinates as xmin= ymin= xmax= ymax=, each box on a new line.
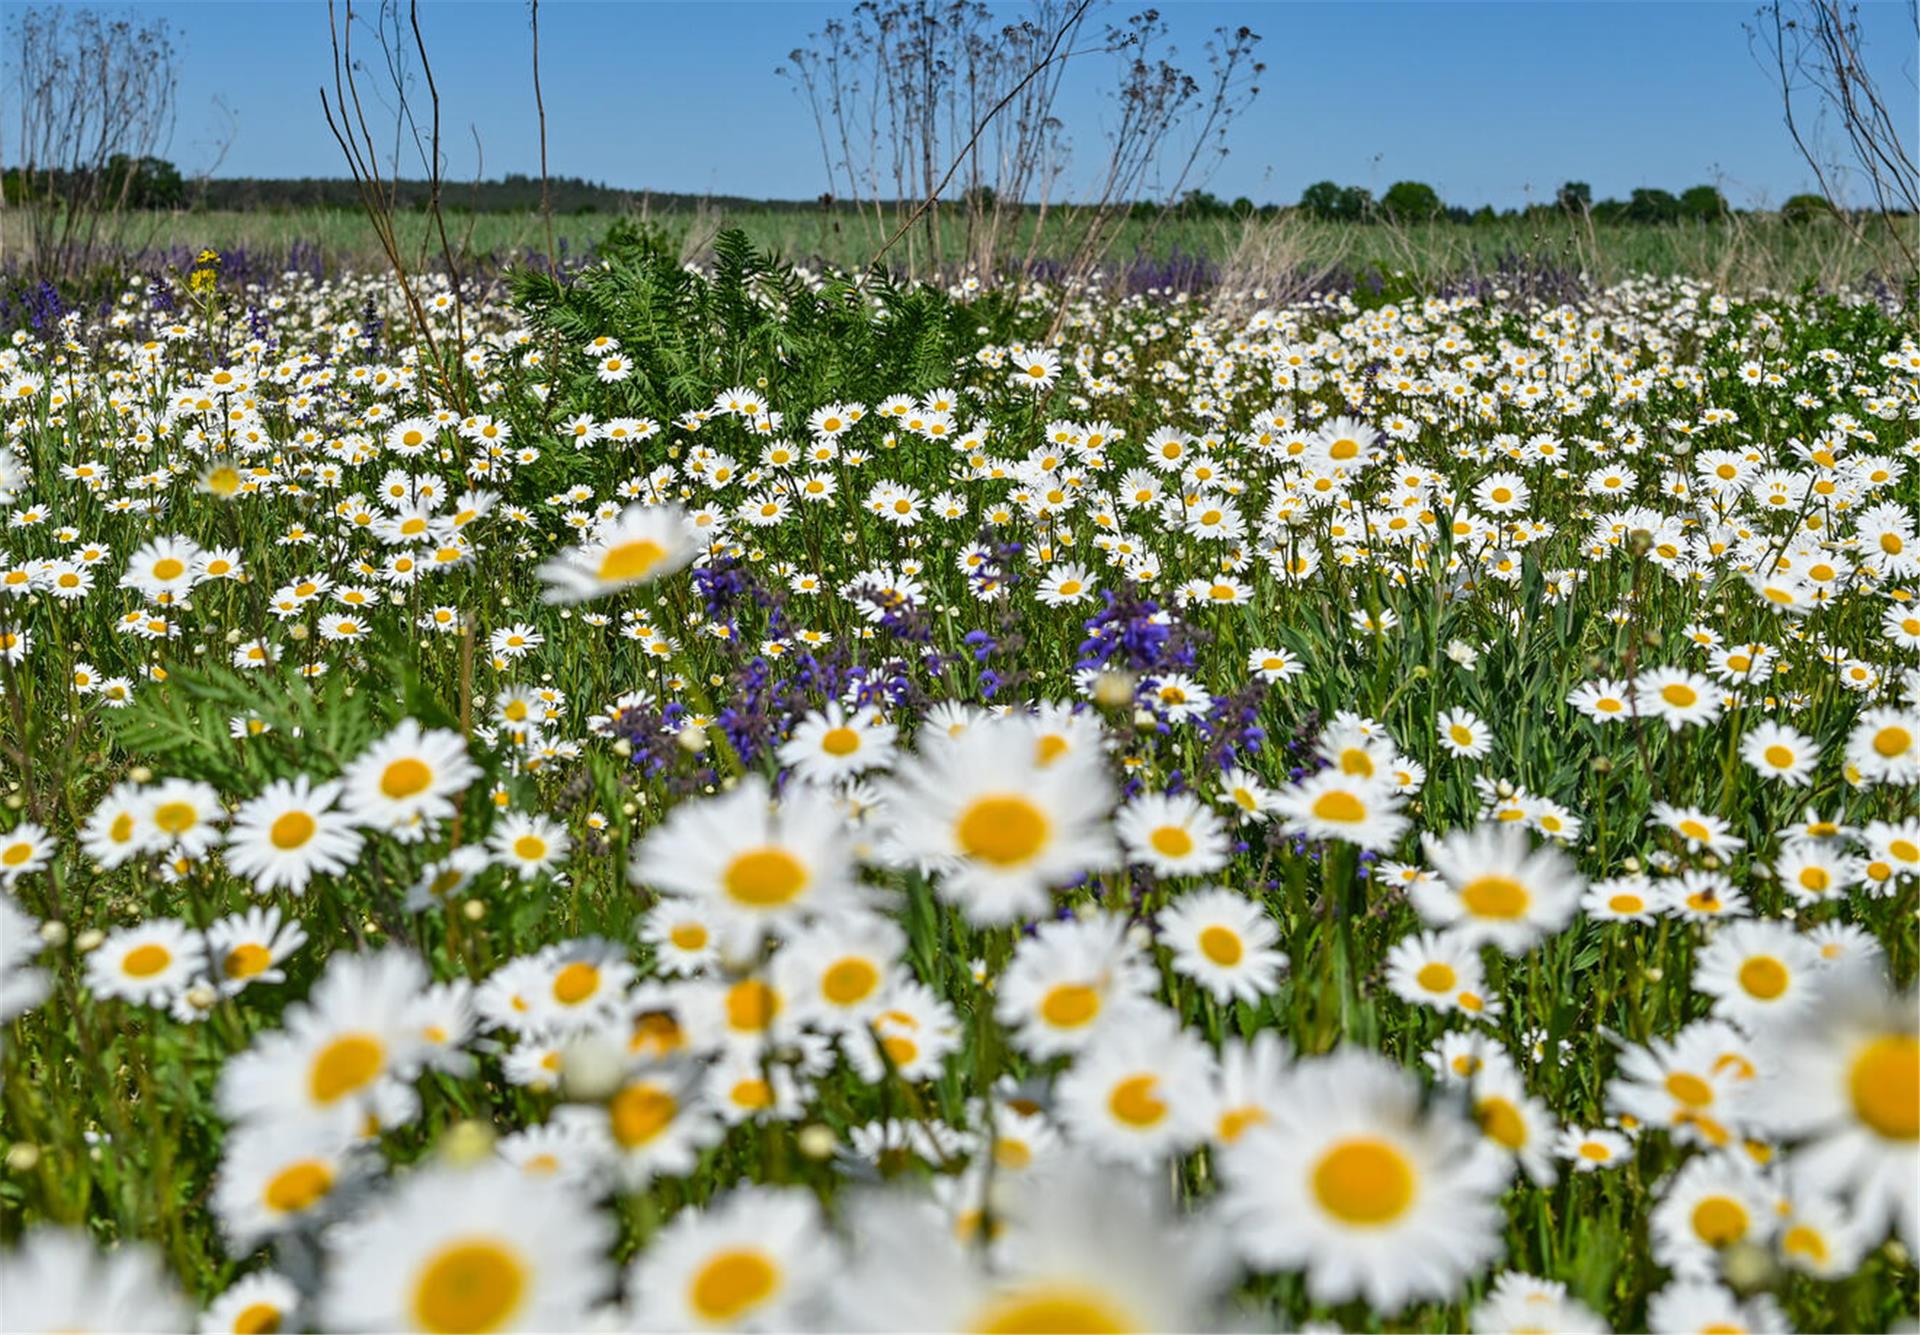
xmin=126 ymin=0 xmax=1919 ymax=209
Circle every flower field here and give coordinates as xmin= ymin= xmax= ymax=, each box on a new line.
xmin=0 ymin=229 xmax=1916 ymax=1332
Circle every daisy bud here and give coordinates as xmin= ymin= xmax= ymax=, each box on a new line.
xmin=1720 ymin=1240 xmax=1774 ymax=1293
xmin=462 ymin=898 xmax=486 ymax=921
xmin=185 ymin=982 xmax=218 ymax=1011
xmin=440 ymin=1119 xmax=496 ymax=1165
xmin=675 ymin=723 xmax=709 ymax=754
xmin=558 ymin=1034 xmax=625 ymax=1101
xmin=37 ymin=920 xmax=66 ymax=947
xmin=612 ymin=739 xmax=633 ymax=757
xmin=76 ymin=928 xmax=104 ymax=952
xmin=1131 ymin=708 xmax=1157 ymax=730
xmin=797 ymin=1124 xmax=838 ymax=1160
xmin=4 ymin=1144 xmax=39 ymax=1172
xmin=1093 ymin=669 xmax=1136 ymax=709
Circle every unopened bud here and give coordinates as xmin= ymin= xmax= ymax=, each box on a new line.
xmin=676 ymin=723 xmax=710 ymax=754
xmin=797 ymin=1124 xmax=838 ymax=1160
xmin=1093 ymin=669 xmax=1136 ymax=710
xmin=441 ymin=1119 xmax=496 ymax=1165
xmin=559 ymin=1034 xmax=627 ymax=1102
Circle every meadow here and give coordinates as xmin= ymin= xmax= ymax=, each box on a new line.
xmin=0 ymin=221 xmax=1916 ymax=1334
xmin=3 ymin=204 xmax=1915 ymax=297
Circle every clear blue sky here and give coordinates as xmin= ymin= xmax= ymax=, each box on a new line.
xmin=114 ymin=0 xmax=1920 ymax=209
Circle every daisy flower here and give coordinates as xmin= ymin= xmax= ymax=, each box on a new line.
xmin=537 ymin=502 xmax=696 ymax=603
xmin=489 ymin=811 xmax=572 ymax=881
xmin=0 ymin=821 xmax=51 ymax=884
xmin=626 ymin=1186 xmax=833 ymax=1331
xmin=86 ymin=918 xmax=207 ymax=1008
xmin=1437 ymin=707 xmax=1493 ymax=759
xmin=1636 ymin=666 xmax=1723 ymax=731
xmin=1470 ymin=1271 xmax=1607 ymax=1335
xmin=1413 ymin=823 xmax=1582 ymax=954
xmin=320 ymin=1161 xmax=614 ymax=1333
xmin=876 ymin=717 xmax=1115 ymax=925
xmin=1650 ymin=802 xmax=1746 ymax=857
xmin=1554 ymin=1125 xmax=1630 ymax=1172
xmin=1217 ymin=1048 xmax=1508 ymax=1312
xmin=1157 ymin=887 xmax=1287 ymax=1004
xmin=1384 ymin=929 xmax=1493 ymax=1016
xmin=225 ymin=776 xmax=363 ymax=895
xmin=201 ymin=1271 xmax=301 ymax=1335
xmin=1693 ymin=920 xmax=1824 ymax=1030
xmin=1740 ymin=719 xmax=1819 ymax=786
xmin=631 ymin=775 xmax=858 ymax=945
xmin=1271 ymin=772 xmax=1408 ymax=851
xmin=207 ymin=904 xmax=308 ymax=995
xmin=1749 ymin=970 xmax=1919 ymax=1246
xmin=1645 ymin=1280 xmax=1788 ymax=1335
xmin=1114 ymin=790 xmax=1230 ymax=877
xmin=340 ymin=719 xmax=480 ymax=842
xmin=995 ymin=913 xmax=1156 ymax=1059
xmin=776 ymin=704 xmax=898 ymax=784
xmin=1055 ymin=1008 xmax=1213 ymax=1167
xmin=0 ymin=1228 xmax=190 ymax=1333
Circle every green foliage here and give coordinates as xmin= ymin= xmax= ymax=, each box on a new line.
xmin=511 ymin=226 xmax=1010 ymax=423
xmin=1381 ymin=181 xmax=1444 ymax=223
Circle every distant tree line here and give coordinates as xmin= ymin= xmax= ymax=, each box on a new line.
xmin=0 ymin=161 xmax=1874 ymax=226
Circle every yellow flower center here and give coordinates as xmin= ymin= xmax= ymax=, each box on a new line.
xmin=121 ymin=943 xmax=172 ymax=977
xmin=610 ymin=1082 xmax=677 ymax=1147
xmin=722 ymin=847 xmax=809 ymax=907
xmin=1149 ymin=825 xmax=1194 ymax=859
xmin=1849 ymin=1035 xmax=1919 ymax=1140
xmin=969 ymin=1286 xmax=1136 ymax=1334
xmin=269 ymin=811 xmax=316 ymax=850
xmin=1691 ymin=1196 xmax=1749 ymax=1246
xmin=725 ymin=979 xmax=780 ymax=1032
xmin=225 ymin=943 xmax=273 ymax=979
xmin=1039 ymin=983 xmax=1100 ymax=1029
xmin=263 ymin=1159 xmax=334 ymax=1214
xmin=1461 ymin=875 xmax=1529 ymax=919
xmin=822 ymin=958 xmax=879 ymax=1006
xmin=1198 ymin=925 xmax=1242 ymax=966
xmin=552 ymin=961 xmax=599 ymax=1005
xmin=380 ymin=758 xmax=433 ymax=799
xmin=596 ymin=537 xmax=669 ymax=583
xmin=956 ymin=795 xmax=1050 ymax=867
xmin=689 ymin=1249 xmax=779 ymax=1324
xmin=309 ymin=1033 xmax=384 ymax=1103
xmin=411 ymin=1240 xmax=528 ymax=1334
xmin=1311 ymin=1137 xmax=1416 ymax=1225
xmin=1738 ymin=956 xmax=1789 ymax=1000
xmin=1310 ymin=789 xmax=1366 ymax=823
xmin=1107 ymin=1074 xmax=1167 ymax=1128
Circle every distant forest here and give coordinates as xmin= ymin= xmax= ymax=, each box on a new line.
xmin=1 ymin=161 xmax=1873 ymax=226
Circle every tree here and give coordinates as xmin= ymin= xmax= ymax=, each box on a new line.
xmin=106 ymin=155 xmax=184 ymax=210
xmin=1299 ymin=180 xmax=1346 ymax=220
xmin=1780 ymin=192 xmax=1834 ymax=224
xmin=1381 ymin=180 xmax=1443 ymax=223
xmin=1556 ymin=181 xmax=1592 ymax=213
xmin=1678 ymin=184 xmax=1728 ymax=222
xmin=1626 ymin=187 xmax=1681 ymax=224
xmin=9 ymin=6 xmax=178 ymax=279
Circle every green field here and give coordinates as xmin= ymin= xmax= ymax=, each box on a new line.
xmin=4 ymin=203 xmax=1914 ymax=292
